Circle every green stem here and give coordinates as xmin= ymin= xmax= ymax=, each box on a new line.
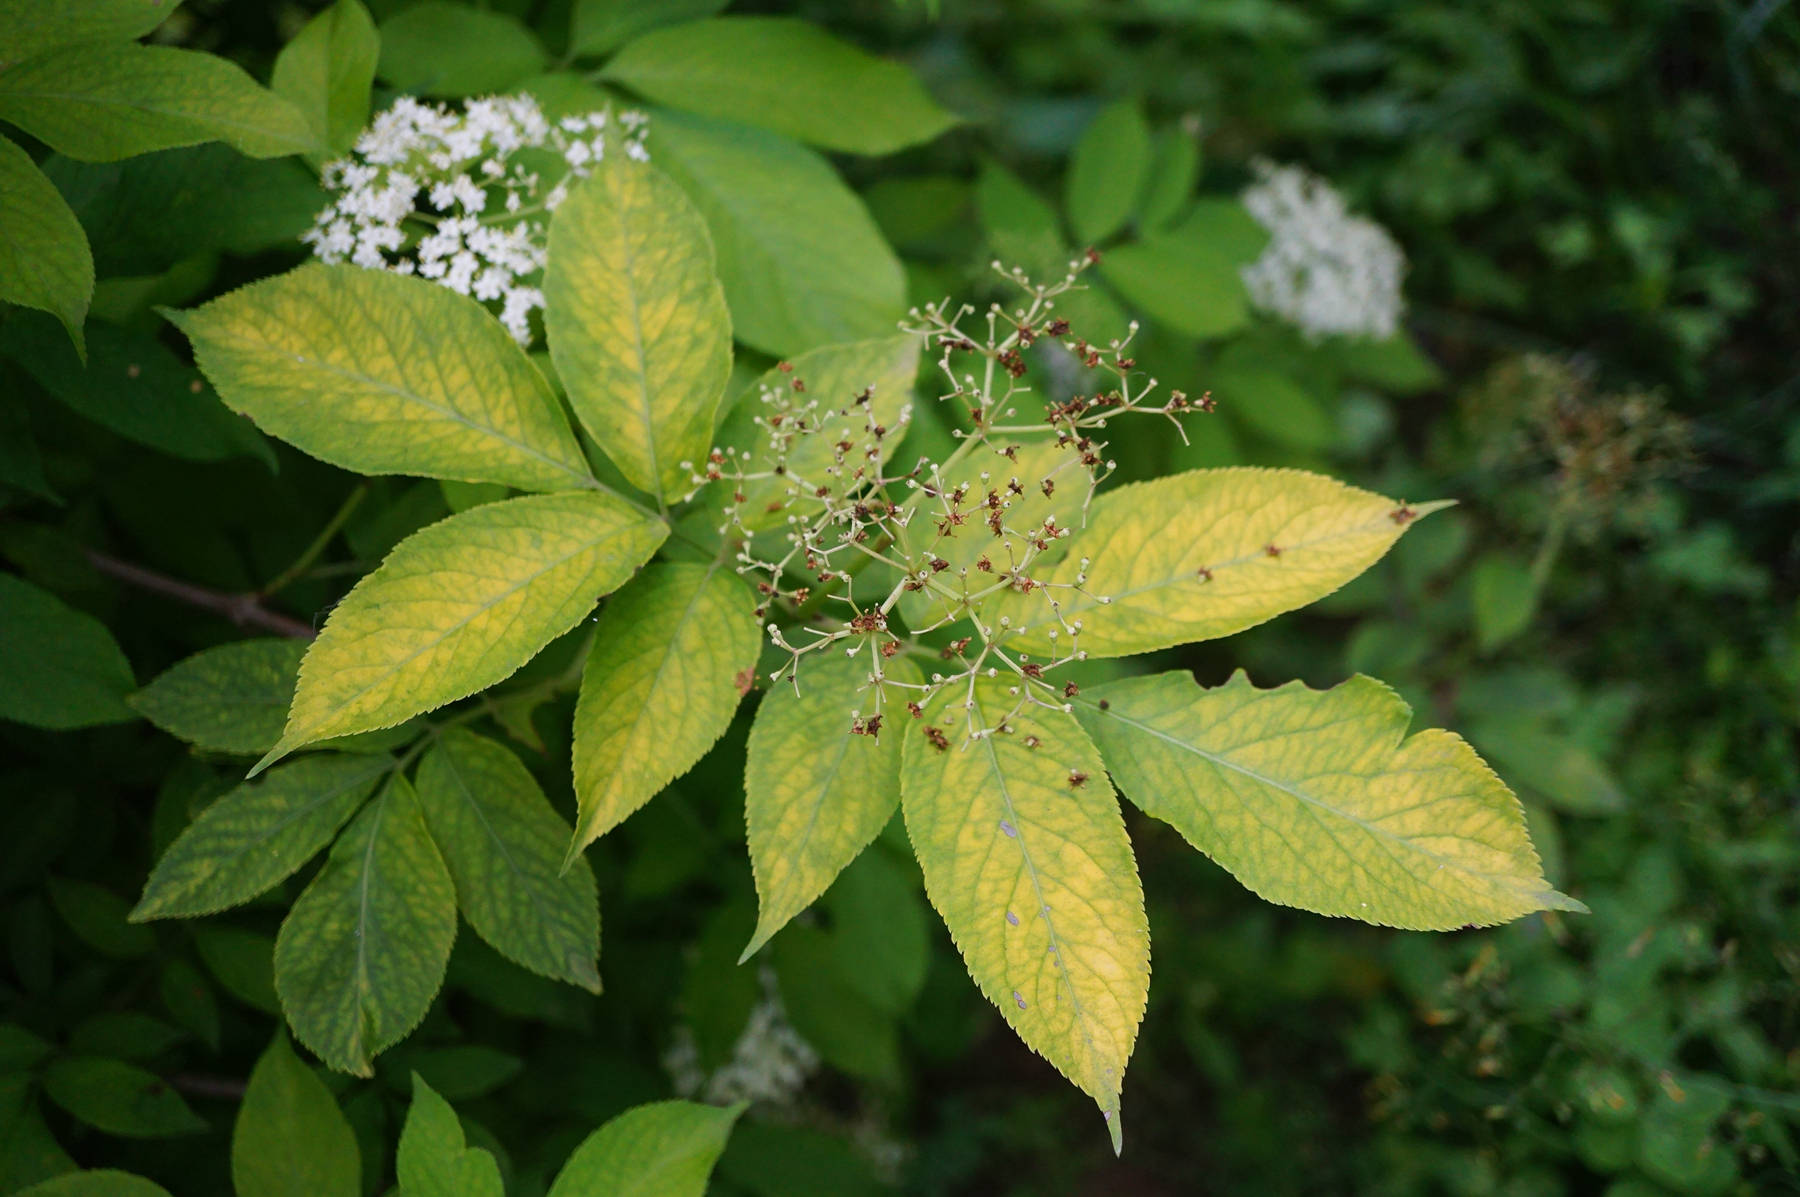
xmin=261 ymin=484 xmax=368 ymax=598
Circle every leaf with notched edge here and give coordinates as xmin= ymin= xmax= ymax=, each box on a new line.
xmin=1076 ymin=671 xmax=1586 ymax=929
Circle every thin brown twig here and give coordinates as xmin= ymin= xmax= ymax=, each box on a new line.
xmin=166 ymin=1073 xmax=248 ymax=1101
xmin=84 ymin=549 xmax=317 ymax=640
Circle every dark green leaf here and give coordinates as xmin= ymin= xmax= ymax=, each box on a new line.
xmin=0 ymin=1072 xmax=75 ymax=1192
xmin=377 ymin=3 xmax=545 ymax=98
xmin=414 ymin=730 xmax=600 ymax=991
xmin=570 ymin=0 xmax=727 ymax=58
xmin=193 ymin=926 xmax=280 ymax=1014
xmin=68 ymin=1013 xmax=184 ymax=1061
xmin=401 ymin=1045 xmax=523 ymax=1102
xmin=0 ymin=574 xmax=135 ymax=729
xmin=133 ymin=754 xmax=390 ymax=921
xmin=274 ymin=776 xmax=457 ymax=1076
xmin=130 ymin=638 xmax=307 ymax=755
xmin=159 ymin=958 xmax=222 ymax=1050
xmin=41 ymin=1058 xmax=205 ymax=1139
xmin=12 ymin=1172 xmax=172 ymax=1197
xmin=47 ymin=876 xmax=152 ymax=958
xmin=0 ymin=0 xmax=183 ymax=66
xmin=233 ymin=1033 xmax=360 ymax=1197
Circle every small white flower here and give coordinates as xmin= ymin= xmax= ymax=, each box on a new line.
xmin=663 ymin=968 xmax=818 ymax=1108
xmin=1239 ymin=160 xmax=1406 ymax=340
xmin=301 ymin=93 xmax=651 ymax=344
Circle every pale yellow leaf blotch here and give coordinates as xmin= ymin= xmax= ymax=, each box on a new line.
xmin=710 ymin=335 xmax=920 ymax=532
xmin=569 ymin=563 xmax=760 ymax=859
xmin=168 ymin=263 xmax=593 ymax=492
xmin=994 ymin=467 xmax=1451 ymax=658
xmin=545 ymin=158 xmax=732 ymax=502
xmin=742 ymin=647 xmax=921 ymax=961
xmin=902 ymin=678 xmax=1148 ymax=1152
xmin=1076 ymin=670 xmax=1588 ymax=930
xmin=261 ymin=492 xmax=665 ymax=771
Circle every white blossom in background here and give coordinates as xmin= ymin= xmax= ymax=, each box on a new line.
xmin=1239 ymin=160 xmax=1406 ymax=340
xmin=663 ymin=968 xmax=819 ymax=1108
xmin=302 ymin=94 xmax=650 ymax=343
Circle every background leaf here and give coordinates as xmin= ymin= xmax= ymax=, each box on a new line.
xmin=547 ymin=1100 xmax=744 ymax=1197
xmin=267 ymin=490 xmax=665 ymax=764
xmin=376 ymin=2 xmax=544 ymax=98
xmin=271 ymin=0 xmax=378 ymax=157
xmin=231 ymin=1033 xmax=360 ymax=1197
xmin=0 ymin=0 xmax=182 ymax=65
xmin=132 ymin=754 xmax=390 ymax=921
xmin=13 ymin=1172 xmax=171 ymax=1197
xmin=1078 ymin=671 xmax=1585 ymax=929
xmin=274 ymin=777 xmax=457 ymax=1075
xmin=41 ymin=1058 xmax=204 ymax=1139
xmin=570 ymin=563 xmax=759 ymax=853
xmin=604 ymin=17 xmax=955 ymax=155
xmin=170 ymin=264 xmax=593 ymax=492
xmin=1065 ymin=100 xmax=1151 ymax=245
xmin=569 ymin=0 xmax=726 ymax=58
xmin=544 ymin=160 xmax=732 ymax=501
xmin=902 ymin=679 xmax=1149 ymax=1151
xmin=0 ymin=43 xmax=316 ymax=162
xmin=646 ymin=109 xmax=905 ymax=357
xmin=415 ymin=730 xmax=601 ymax=991
xmin=0 ymin=573 xmax=135 ymax=730
xmin=0 ymin=132 xmax=91 ymax=353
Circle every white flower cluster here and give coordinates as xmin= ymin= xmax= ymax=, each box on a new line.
xmin=663 ymin=969 xmax=818 ymax=1108
xmin=1239 ymin=160 xmax=1406 ymax=340
xmin=302 ymin=94 xmax=649 ymax=343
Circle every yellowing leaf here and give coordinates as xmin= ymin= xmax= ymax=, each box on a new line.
xmin=711 ymin=335 xmax=919 ymax=532
xmin=545 ymin=159 xmax=731 ymax=502
xmin=0 ymin=42 xmax=317 ymax=162
xmin=1076 ymin=671 xmax=1587 ymax=930
xmin=274 ymin=776 xmax=456 ymax=1076
xmin=742 ymin=647 xmax=920 ymax=960
xmin=264 ymin=492 xmax=665 ymax=769
xmin=895 ymin=437 xmax=1093 ymax=631
xmin=570 ymin=563 xmax=759 ymax=856
xmin=902 ymin=678 xmax=1148 ymax=1151
xmin=170 ymin=263 xmax=593 ymax=493
xmin=995 ymin=468 xmax=1448 ymax=658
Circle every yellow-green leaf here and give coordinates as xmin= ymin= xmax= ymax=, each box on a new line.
xmin=995 ymin=469 xmax=1449 ymax=658
xmin=169 ymin=263 xmax=593 ymax=492
xmin=544 ymin=159 xmax=731 ymax=502
xmin=396 ymin=1074 xmax=504 ymax=1197
xmin=264 ymin=491 xmax=665 ymax=769
xmin=271 ymin=0 xmax=378 ymax=158
xmin=231 ymin=1032 xmax=360 ymax=1197
xmin=742 ymin=647 xmax=920 ymax=960
xmin=1076 ymin=670 xmax=1587 ymax=930
xmin=0 ymin=132 xmax=91 ymax=354
xmin=895 ymin=436 xmax=1091 ymax=631
xmin=902 ymin=677 xmax=1148 ymax=1151
xmin=414 ymin=730 xmax=600 ymax=991
xmin=711 ymin=335 xmax=919 ymax=532
xmin=570 ymin=563 xmax=758 ymax=855
xmin=274 ymin=776 xmax=456 ymax=1076
xmin=0 ymin=42 xmax=317 ymax=162
xmin=546 ymin=1100 xmax=743 ymax=1197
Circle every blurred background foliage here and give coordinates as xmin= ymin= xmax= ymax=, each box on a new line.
xmin=2 ymin=0 xmax=1796 ymax=1194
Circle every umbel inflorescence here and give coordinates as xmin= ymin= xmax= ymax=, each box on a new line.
xmin=701 ymin=258 xmax=1214 ymax=745
xmin=302 ymin=93 xmax=649 ymax=343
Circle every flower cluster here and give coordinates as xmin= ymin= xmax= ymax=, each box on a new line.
xmin=1239 ymin=160 xmax=1407 ymax=340
xmin=700 ymin=261 xmax=1212 ymax=743
xmin=663 ymin=969 xmax=819 ymax=1107
xmin=301 ymin=94 xmax=649 ymax=343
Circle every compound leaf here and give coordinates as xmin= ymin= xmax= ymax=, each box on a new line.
xmin=544 ymin=160 xmax=731 ymax=502
xmin=414 ymin=730 xmax=600 ymax=991
xmin=996 ymin=468 xmax=1448 ymax=658
xmin=902 ymin=678 xmax=1148 ymax=1152
xmin=1076 ymin=671 xmax=1586 ymax=929
xmin=169 ymin=263 xmax=593 ymax=493
xmin=742 ymin=648 xmax=919 ymax=960
xmin=129 ymin=638 xmax=306 ymax=755
xmin=132 ymin=754 xmax=390 ymax=922
xmin=274 ymin=776 xmax=456 ymax=1076
xmin=570 ymin=563 xmax=759 ymax=855
xmin=263 ymin=491 xmax=665 ymax=769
